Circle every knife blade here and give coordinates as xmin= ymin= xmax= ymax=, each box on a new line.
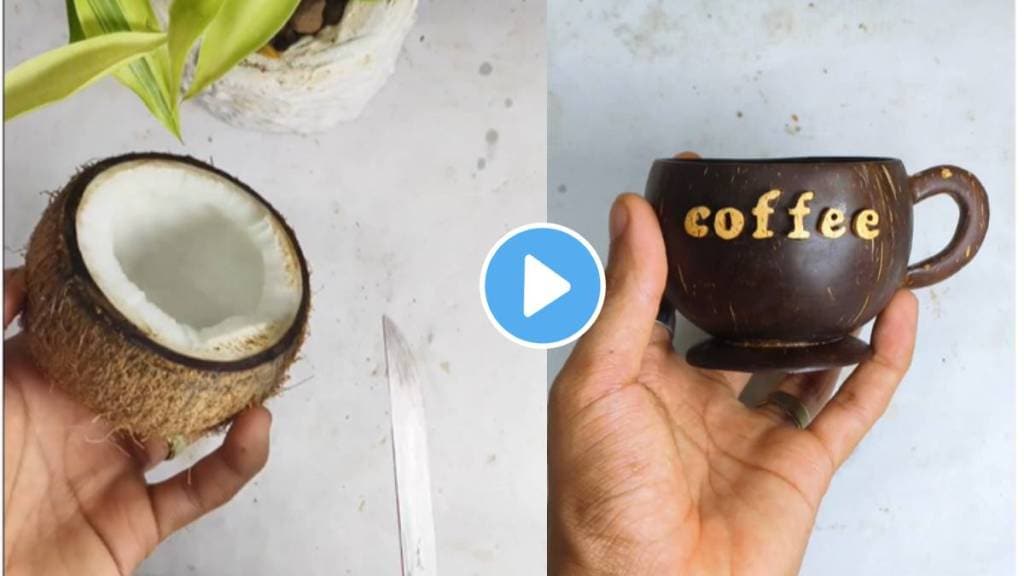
xmin=383 ymin=316 xmax=438 ymax=576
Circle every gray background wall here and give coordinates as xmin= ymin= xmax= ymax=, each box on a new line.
xmin=548 ymin=0 xmax=1014 ymax=574
xmin=4 ymin=0 xmax=546 ymax=574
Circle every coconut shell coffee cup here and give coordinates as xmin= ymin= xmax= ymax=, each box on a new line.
xmin=646 ymin=157 xmax=989 ymax=373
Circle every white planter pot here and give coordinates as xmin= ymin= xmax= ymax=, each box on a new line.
xmin=157 ymin=0 xmax=418 ymax=133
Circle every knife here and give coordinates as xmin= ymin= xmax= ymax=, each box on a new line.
xmin=383 ymin=316 xmax=438 ymax=576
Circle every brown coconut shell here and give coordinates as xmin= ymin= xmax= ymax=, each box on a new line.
xmin=23 ymin=152 xmax=310 ymax=440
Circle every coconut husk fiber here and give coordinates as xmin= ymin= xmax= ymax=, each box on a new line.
xmin=22 ymin=153 xmax=310 ymax=441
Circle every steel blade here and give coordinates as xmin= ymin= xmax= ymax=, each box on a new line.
xmin=383 ymin=316 xmax=438 ymax=576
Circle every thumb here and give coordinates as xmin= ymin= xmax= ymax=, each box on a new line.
xmin=559 ymin=194 xmax=667 ymax=389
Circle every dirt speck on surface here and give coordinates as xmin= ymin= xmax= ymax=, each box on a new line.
xmin=762 ymin=8 xmax=795 ymax=41
xmin=928 ymin=288 xmax=947 ymax=319
xmin=479 ymin=61 xmax=494 ymax=76
xmin=477 ymin=158 xmax=487 ymax=170
xmin=736 ymin=111 xmax=744 ymax=118
xmin=612 ymin=4 xmax=679 ymax=60
xmin=785 ymin=114 xmax=803 ymax=135
xmin=440 ymin=361 xmax=450 ymax=373
xmin=486 ymin=129 xmax=500 ymax=145
xmin=504 ymin=97 xmax=514 ymax=108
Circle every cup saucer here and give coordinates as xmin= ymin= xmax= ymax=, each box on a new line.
xmin=686 ymin=335 xmax=872 ymax=374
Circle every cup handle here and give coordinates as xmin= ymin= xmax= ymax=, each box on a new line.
xmin=904 ymin=165 xmax=990 ymax=289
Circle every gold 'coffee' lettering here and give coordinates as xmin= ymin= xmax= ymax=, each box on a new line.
xmin=820 ymin=208 xmax=846 ymax=239
xmin=681 ymin=189 xmax=882 ymax=241
xmin=787 ymin=192 xmax=814 ymax=240
xmin=752 ymin=189 xmax=781 ymax=239
xmin=853 ymin=209 xmax=880 ymax=239
xmin=714 ymin=208 xmax=745 ymax=240
xmin=684 ymin=206 xmax=711 ymax=237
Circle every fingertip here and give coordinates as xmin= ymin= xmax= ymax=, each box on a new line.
xmin=603 ymin=192 xmax=666 ymax=286
xmin=673 ymin=151 xmax=701 ymax=159
xmin=882 ymin=289 xmax=919 ymax=332
xmin=250 ymin=404 xmax=273 ymax=423
xmin=237 ymin=406 xmax=272 ymax=441
xmin=616 ymin=194 xmax=666 ymax=266
xmin=901 ymin=286 xmax=925 ymax=313
xmin=226 ymin=407 xmax=272 ymax=471
xmin=609 ymin=194 xmax=631 ymax=241
xmin=144 ymin=437 xmax=172 ymax=471
xmin=616 ymin=192 xmax=655 ymax=217
xmin=872 ymin=289 xmax=919 ymax=370
xmin=609 ymin=193 xmax=654 ymax=237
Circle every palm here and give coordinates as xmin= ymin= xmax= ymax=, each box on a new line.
xmin=4 ymin=337 xmax=159 ymax=575
xmin=551 ymin=343 xmax=835 ymax=575
xmin=3 ymin=268 xmax=272 ymax=576
xmin=558 ymin=342 xmax=834 ymax=575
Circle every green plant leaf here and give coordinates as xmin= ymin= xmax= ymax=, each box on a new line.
xmin=167 ymin=0 xmax=226 ymax=101
xmin=73 ymin=0 xmax=160 ymax=35
xmin=114 ymin=50 xmax=182 ymax=139
xmin=4 ymin=31 xmax=167 ymax=121
xmin=74 ymin=0 xmax=181 ymax=137
xmin=186 ymin=0 xmax=301 ymax=99
xmin=66 ymin=0 xmax=85 ymax=42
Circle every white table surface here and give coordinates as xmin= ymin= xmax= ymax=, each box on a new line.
xmin=548 ymin=0 xmax=1014 ymax=574
xmin=4 ymin=1 xmax=547 ymax=574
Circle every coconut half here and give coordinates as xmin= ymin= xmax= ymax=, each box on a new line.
xmin=24 ymin=153 xmax=310 ymax=440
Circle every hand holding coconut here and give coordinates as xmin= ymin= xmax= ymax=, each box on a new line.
xmin=4 ymin=268 xmax=272 ymax=576
xmin=548 ymin=194 xmax=920 ymax=575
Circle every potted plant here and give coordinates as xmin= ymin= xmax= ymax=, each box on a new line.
xmin=164 ymin=0 xmax=419 ymax=133
xmin=4 ymin=0 xmax=418 ymax=137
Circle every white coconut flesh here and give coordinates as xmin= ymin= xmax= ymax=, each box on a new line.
xmin=75 ymin=160 xmax=303 ymax=362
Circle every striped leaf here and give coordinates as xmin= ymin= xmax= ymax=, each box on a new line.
xmin=167 ymin=0 xmax=226 ymax=101
xmin=186 ymin=0 xmax=300 ymax=99
xmin=4 ymin=32 xmax=167 ymax=120
xmin=74 ymin=0 xmax=181 ymax=138
xmin=66 ymin=0 xmax=85 ymax=42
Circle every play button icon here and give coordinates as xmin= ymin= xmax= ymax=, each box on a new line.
xmin=481 ymin=223 xmax=605 ymax=349
xmin=523 ymin=255 xmax=571 ymax=318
